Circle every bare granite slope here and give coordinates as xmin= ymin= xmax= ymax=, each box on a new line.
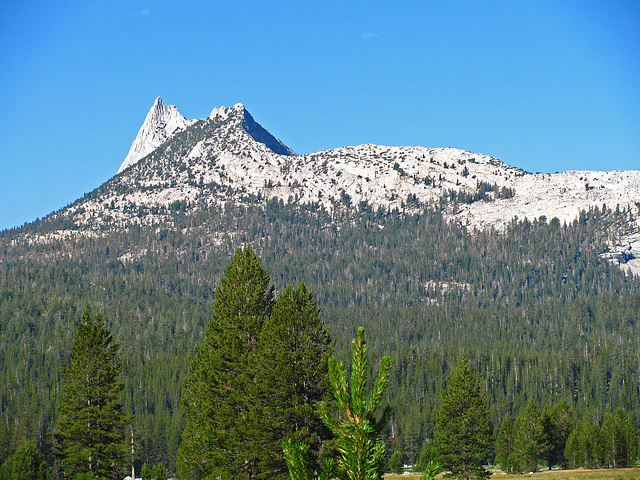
xmin=49 ymin=99 xmax=640 ymax=273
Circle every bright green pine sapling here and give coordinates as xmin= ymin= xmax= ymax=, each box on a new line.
xmin=420 ymin=460 xmax=441 ymax=480
xmin=284 ymin=327 xmax=392 ymax=480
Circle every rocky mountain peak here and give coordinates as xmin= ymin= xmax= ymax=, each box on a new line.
xmin=208 ymin=102 xmax=245 ymax=121
xmin=47 ymin=98 xmax=640 ymax=273
xmin=206 ymin=102 xmax=295 ymax=156
xmin=117 ymin=97 xmax=195 ymax=173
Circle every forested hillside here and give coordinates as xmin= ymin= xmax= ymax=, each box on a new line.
xmin=1 ymin=198 xmax=640 ymax=473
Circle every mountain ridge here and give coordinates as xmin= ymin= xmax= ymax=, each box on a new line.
xmin=11 ymin=98 xmax=640 ymax=273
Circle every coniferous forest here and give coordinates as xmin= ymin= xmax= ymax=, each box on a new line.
xmin=1 ymin=196 xmax=640 ymax=477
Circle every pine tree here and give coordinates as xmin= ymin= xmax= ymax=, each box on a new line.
xmin=600 ymin=409 xmax=635 ymax=468
xmin=138 ymin=462 xmax=167 ymax=480
xmin=415 ymin=439 xmax=438 ymax=473
xmin=140 ymin=463 xmax=153 ymax=480
xmin=563 ymin=424 xmax=580 ymax=469
xmin=284 ymin=327 xmax=392 ymax=480
xmin=152 ymin=463 xmax=168 ymax=480
xmin=512 ymin=400 xmax=550 ymax=472
xmin=178 ymin=245 xmax=275 ymax=480
xmin=564 ymin=415 xmax=599 ymax=469
xmin=389 ymin=450 xmax=404 ymax=474
xmin=55 ymin=309 xmax=130 ymax=480
xmin=0 ymin=442 xmax=50 ymax=480
xmin=434 ymin=356 xmax=491 ymax=480
xmin=495 ymin=417 xmax=517 ymax=473
xmin=541 ymin=401 xmax=574 ymax=470
xmin=247 ymin=282 xmax=334 ymax=479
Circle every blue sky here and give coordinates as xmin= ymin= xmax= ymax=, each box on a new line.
xmin=1 ymin=1 xmax=639 ymax=231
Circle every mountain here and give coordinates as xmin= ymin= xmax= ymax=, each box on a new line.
xmin=35 ymin=98 xmax=640 ymax=273
xmin=2 ymin=99 xmax=640 ymax=473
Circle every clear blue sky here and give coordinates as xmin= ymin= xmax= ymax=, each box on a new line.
xmin=1 ymin=0 xmax=639 ymax=231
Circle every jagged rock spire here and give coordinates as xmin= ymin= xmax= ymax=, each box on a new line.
xmin=118 ymin=97 xmax=195 ymax=173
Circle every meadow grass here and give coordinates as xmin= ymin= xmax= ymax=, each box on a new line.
xmin=384 ymin=468 xmax=640 ymax=480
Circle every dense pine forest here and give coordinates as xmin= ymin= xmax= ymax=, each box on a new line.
xmin=1 ymin=197 xmax=640 ymax=475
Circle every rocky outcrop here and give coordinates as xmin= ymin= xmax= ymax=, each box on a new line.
xmin=53 ymin=99 xmax=640 ymax=274
xmin=117 ymin=97 xmax=195 ymax=173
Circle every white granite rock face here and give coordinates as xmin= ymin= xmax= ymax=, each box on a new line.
xmin=67 ymin=99 xmax=640 ymax=273
xmin=117 ymin=97 xmax=195 ymax=173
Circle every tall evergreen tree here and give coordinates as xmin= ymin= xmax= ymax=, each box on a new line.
xmin=248 ymin=282 xmax=334 ymax=479
xmin=495 ymin=417 xmax=517 ymax=473
xmin=55 ymin=309 xmax=130 ymax=479
xmin=564 ymin=415 xmax=600 ymax=469
xmin=512 ymin=400 xmax=547 ymax=473
xmin=541 ymin=400 xmax=574 ymax=470
xmin=435 ymin=356 xmax=491 ymax=480
xmin=178 ymin=245 xmax=275 ymax=480
xmin=599 ymin=409 xmax=636 ymax=468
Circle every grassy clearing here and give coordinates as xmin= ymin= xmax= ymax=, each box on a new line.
xmin=384 ymin=468 xmax=640 ymax=480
